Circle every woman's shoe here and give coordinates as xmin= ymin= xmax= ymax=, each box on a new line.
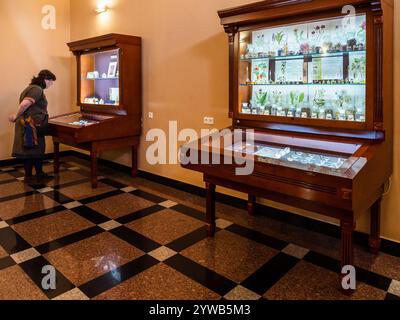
xmin=36 ymin=172 xmax=54 ymax=182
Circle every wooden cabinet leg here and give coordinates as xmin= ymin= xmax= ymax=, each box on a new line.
xmin=54 ymin=141 xmax=60 ymax=174
xmin=340 ymin=217 xmax=355 ymax=295
xmin=341 ymin=218 xmax=355 ymax=268
xmin=369 ymin=198 xmax=382 ymax=254
xmin=248 ymin=195 xmax=256 ymax=216
xmin=206 ymin=182 xmax=216 ymax=237
xmin=131 ymin=144 xmax=138 ymax=177
xmin=90 ymin=149 xmax=98 ymax=189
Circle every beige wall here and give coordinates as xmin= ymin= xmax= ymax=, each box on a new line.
xmin=0 ymin=0 xmax=71 ymax=160
xmin=68 ymin=0 xmax=400 ymax=242
xmin=69 ymin=0 xmax=249 ymax=190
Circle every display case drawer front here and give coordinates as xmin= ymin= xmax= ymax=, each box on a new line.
xmin=251 ymin=169 xmax=337 ymax=195
xmin=49 ymin=123 xmax=78 ymax=137
xmin=183 ymin=162 xmax=353 ymax=210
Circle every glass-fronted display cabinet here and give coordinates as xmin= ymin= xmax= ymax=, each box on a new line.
xmin=179 ymin=0 xmax=393 ymax=288
xmin=236 ymin=14 xmax=370 ymax=128
xmin=49 ymin=34 xmax=142 ymax=188
xmin=80 ymin=49 xmax=120 ymax=107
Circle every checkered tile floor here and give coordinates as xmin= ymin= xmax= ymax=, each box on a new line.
xmin=0 ymin=158 xmax=400 ymax=300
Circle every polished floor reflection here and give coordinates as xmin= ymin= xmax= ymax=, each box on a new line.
xmin=0 ymin=157 xmax=399 ymax=300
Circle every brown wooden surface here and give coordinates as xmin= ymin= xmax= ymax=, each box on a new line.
xmin=248 ymin=194 xmax=256 ymax=216
xmin=369 ymin=197 xmax=382 ymax=254
xmin=67 ymin=33 xmax=141 ymax=52
xmin=80 ymin=53 xmax=95 ymax=104
xmin=206 ymin=182 xmax=216 ymax=236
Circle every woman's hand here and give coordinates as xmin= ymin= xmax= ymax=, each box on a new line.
xmin=8 ymin=114 xmax=17 ymax=123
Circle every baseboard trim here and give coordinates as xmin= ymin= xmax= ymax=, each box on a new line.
xmin=2 ymin=150 xmax=399 ymax=257
xmin=0 ymin=151 xmax=74 ymax=167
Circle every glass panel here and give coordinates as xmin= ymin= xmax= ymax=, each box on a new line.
xmin=80 ymin=49 xmax=120 ymax=106
xmin=239 ymin=15 xmax=367 ymax=122
xmin=224 ymin=141 xmax=349 ymax=170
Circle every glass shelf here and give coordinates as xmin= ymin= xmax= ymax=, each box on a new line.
xmin=241 ymin=50 xmax=366 ymax=62
xmin=80 ymin=48 xmax=120 ymax=106
xmin=238 ymin=14 xmax=367 ymax=123
xmin=241 ymin=83 xmax=365 ymax=86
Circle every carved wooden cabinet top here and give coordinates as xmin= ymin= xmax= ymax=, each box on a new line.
xmin=68 ymin=33 xmax=141 ymax=53
xmin=218 ymin=0 xmax=386 ymax=25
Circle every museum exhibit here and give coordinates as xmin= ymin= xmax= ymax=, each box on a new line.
xmin=0 ymin=0 xmax=398 ymax=307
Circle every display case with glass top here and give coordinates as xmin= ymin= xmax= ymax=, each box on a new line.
xmin=180 ymin=0 xmax=393 ymax=291
xmin=49 ymin=34 xmax=142 ymax=188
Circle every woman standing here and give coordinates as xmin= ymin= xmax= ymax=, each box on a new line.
xmin=9 ymin=70 xmax=56 ymax=183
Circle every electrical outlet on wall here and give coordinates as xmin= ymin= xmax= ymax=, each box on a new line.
xmin=203 ymin=117 xmax=215 ymax=125
xmin=148 ymin=112 xmax=154 ymax=119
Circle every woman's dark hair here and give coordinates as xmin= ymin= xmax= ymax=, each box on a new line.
xmin=30 ymin=70 xmax=56 ymax=89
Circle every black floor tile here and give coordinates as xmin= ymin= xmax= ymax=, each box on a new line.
xmin=79 ymin=190 xmax=124 ymax=205
xmin=53 ymin=178 xmax=89 ymax=190
xmin=35 ymin=226 xmax=104 ymax=254
xmin=0 ymin=179 xmax=17 ymax=186
xmin=165 ymin=254 xmax=236 ymax=296
xmin=19 ymin=255 xmax=75 ymax=299
xmin=171 ymin=204 xmax=206 ymax=222
xmin=71 ymin=206 xmax=110 ymax=225
xmin=100 ymin=178 xmax=128 ymax=189
xmin=166 ymin=226 xmax=209 ymax=252
xmin=303 ymin=251 xmax=341 ymax=273
xmin=43 ymin=191 xmax=74 ymax=205
xmin=385 ymin=293 xmax=400 ymax=301
xmin=226 ymin=224 xmax=288 ymax=251
xmin=26 ymin=182 xmax=48 ymax=190
xmin=79 ymin=255 xmax=159 ymax=299
xmin=116 ymin=205 xmax=165 ymax=224
xmin=0 ymin=191 xmax=37 ymax=203
xmin=0 ymin=256 xmax=16 ymax=271
xmin=131 ymin=189 xmax=166 ymax=204
xmin=0 ymin=227 xmax=32 ymax=255
xmin=241 ymin=252 xmax=299 ymax=295
xmin=110 ymin=226 xmax=161 ymax=253
xmin=356 ymin=267 xmax=392 ymax=291
xmin=6 ymin=206 xmax=65 ymax=226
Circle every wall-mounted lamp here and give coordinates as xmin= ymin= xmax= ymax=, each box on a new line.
xmin=95 ymin=4 xmax=108 ymax=14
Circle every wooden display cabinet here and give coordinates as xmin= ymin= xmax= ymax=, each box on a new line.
xmin=49 ymin=34 xmax=142 ymax=188
xmin=180 ymin=0 xmax=393 ymax=292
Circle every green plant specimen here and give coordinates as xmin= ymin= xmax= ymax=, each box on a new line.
xmin=273 ymin=31 xmax=285 ymax=46
xmin=350 ymin=56 xmax=366 ymax=82
xmin=278 ymin=62 xmax=287 ymax=82
xmin=256 ymin=90 xmax=268 ymax=106
xmin=272 ymin=91 xmax=283 ymax=105
xmin=313 ymin=89 xmax=326 ymax=108
xmin=289 ymin=91 xmax=305 ymax=108
xmin=335 ymin=90 xmax=352 ymax=108
xmin=294 ymin=28 xmax=305 ymax=44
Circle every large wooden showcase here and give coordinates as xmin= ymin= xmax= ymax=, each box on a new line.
xmin=180 ymin=0 xmax=393 ymax=292
xmin=49 ymin=34 xmax=142 ymax=188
